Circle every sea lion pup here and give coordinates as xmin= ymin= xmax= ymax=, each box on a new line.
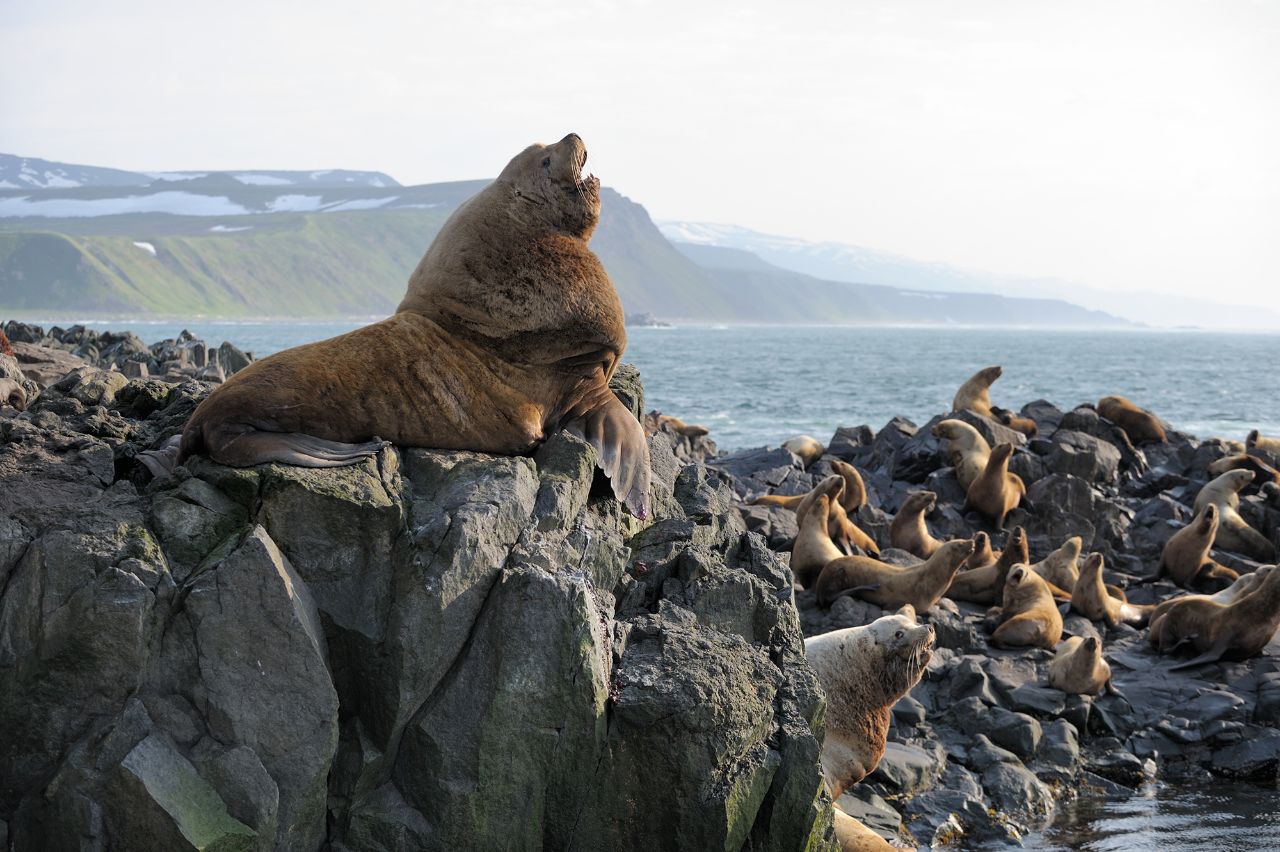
xmin=167 ymin=134 xmax=651 ymax=518
xmin=889 ymin=491 xmax=942 ymax=559
xmin=1030 ymin=535 xmax=1083 ymax=591
xmin=946 ymin=526 xmax=1028 ymax=605
xmin=815 ymin=539 xmax=975 ymax=611
xmin=952 ymin=364 xmax=1002 ymax=419
xmin=991 ymin=405 xmax=1038 ymax=437
xmin=791 ymin=494 xmax=846 ymax=588
xmin=804 ymin=606 xmax=934 ymax=799
xmin=1148 ymin=564 xmax=1280 ymax=670
xmin=989 ymin=565 xmax=1063 ymax=649
xmin=751 ymin=459 xmax=866 ymax=513
xmin=1194 ymin=469 xmax=1277 ymax=562
xmin=0 ymin=378 xmax=26 ymax=411
xmin=1048 ymin=636 xmax=1114 ymax=696
xmin=794 ymin=475 xmax=879 ymax=558
xmin=1209 ymin=453 xmax=1280 ymax=488
xmin=931 ymin=419 xmax=991 ymax=492
xmin=1097 ymin=395 xmax=1167 ymax=445
xmin=964 ymin=442 xmax=1026 ymax=530
xmin=647 ymin=412 xmax=709 ymax=438
xmin=783 ymin=435 xmax=825 ymax=467
xmin=1158 ymin=503 xmax=1238 ymax=591
xmin=1071 ymin=553 xmax=1152 ymax=628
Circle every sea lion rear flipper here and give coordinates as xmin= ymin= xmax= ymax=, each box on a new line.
xmin=214 ymin=429 xmax=390 ymax=468
xmin=137 ymin=434 xmax=183 ymax=478
xmin=1168 ymin=640 xmax=1230 ymax=672
xmin=569 ymin=394 xmax=652 ymax=520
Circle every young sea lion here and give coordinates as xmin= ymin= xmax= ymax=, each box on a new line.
xmin=963 ymin=530 xmax=996 ymax=569
xmin=1194 ymin=469 xmax=1276 ymax=562
xmin=791 ymin=493 xmax=846 ymax=588
xmin=815 ymin=539 xmax=975 ymax=611
xmin=164 ymin=134 xmax=652 ymax=518
xmin=1071 ymin=553 xmax=1152 ymax=628
xmin=991 ymin=405 xmax=1038 ymax=437
xmin=946 ymin=527 xmax=1028 ymax=605
xmin=783 ymin=435 xmax=825 ymax=467
xmin=964 ymin=442 xmax=1026 ymax=530
xmin=646 ymin=412 xmax=709 ymax=438
xmin=804 ymin=606 xmax=935 ymax=799
xmin=1048 ymin=636 xmax=1114 ymax=696
xmin=793 ymin=475 xmax=879 ymax=558
xmin=989 ymin=565 xmax=1063 ymax=649
xmin=930 ymin=419 xmax=992 ymax=492
xmin=889 ymin=491 xmax=942 ymax=559
xmin=952 ymin=365 xmax=1002 ymax=419
xmin=751 ymin=460 xmax=866 ymax=513
xmin=1030 ymin=536 xmax=1083 ymax=591
xmin=1148 ymin=565 xmax=1280 ymax=670
xmin=1097 ymin=395 xmax=1167 ymax=445
xmin=1158 ymin=503 xmax=1238 ymax=591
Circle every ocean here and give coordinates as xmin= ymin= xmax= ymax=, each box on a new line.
xmin=21 ymin=319 xmax=1280 ymax=450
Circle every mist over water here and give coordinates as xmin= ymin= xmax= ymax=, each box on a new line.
xmin=22 ymin=320 xmax=1279 ymax=450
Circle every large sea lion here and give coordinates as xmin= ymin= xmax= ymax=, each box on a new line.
xmin=1158 ymin=503 xmax=1238 ymax=591
xmin=946 ymin=526 xmax=1028 ymax=605
xmin=752 ymin=460 xmax=866 ymax=513
xmin=1047 ymin=636 xmax=1113 ymax=696
xmin=964 ymin=442 xmax=1026 ymax=530
xmin=1070 ymin=553 xmax=1151 ymax=628
xmin=1194 ymin=469 xmax=1276 ymax=561
xmin=166 ymin=134 xmax=651 ymax=517
xmin=930 ymin=419 xmax=991 ymax=492
xmin=804 ymin=606 xmax=934 ymax=799
xmin=1148 ymin=565 xmax=1280 ymax=669
xmin=1097 ymin=395 xmax=1166 ymax=445
xmin=1030 ymin=535 xmax=1083 ymax=591
xmin=989 ymin=565 xmax=1063 ymax=649
xmin=815 ymin=538 xmax=975 ymax=611
xmin=783 ymin=435 xmax=825 ymax=467
xmin=889 ymin=491 xmax=942 ymax=559
xmin=952 ymin=365 xmax=1002 ymax=419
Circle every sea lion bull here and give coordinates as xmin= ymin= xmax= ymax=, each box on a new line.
xmin=1148 ymin=565 xmax=1280 ymax=670
xmin=1097 ymin=395 xmax=1166 ymax=445
xmin=162 ymin=134 xmax=651 ymax=517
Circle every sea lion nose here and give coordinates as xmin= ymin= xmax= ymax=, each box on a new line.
xmin=560 ymin=132 xmax=583 ymax=147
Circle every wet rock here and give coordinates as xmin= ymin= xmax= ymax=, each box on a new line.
xmin=979 ymin=762 xmax=1053 ymax=827
xmin=1084 ymin=748 xmax=1152 ymax=788
xmin=1210 ymin=728 xmax=1280 ymax=781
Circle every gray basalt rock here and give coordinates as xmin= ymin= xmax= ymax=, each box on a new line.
xmin=1047 ymin=430 xmax=1122 ymax=484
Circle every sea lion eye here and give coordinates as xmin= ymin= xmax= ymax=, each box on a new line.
xmin=895 ymin=630 xmax=904 ymax=639
xmin=542 ymin=157 xmax=551 ymax=168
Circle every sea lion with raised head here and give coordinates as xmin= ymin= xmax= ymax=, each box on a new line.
xmin=991 ymin=406 xmax=1038 ymax=437
xmin=1247 ymin=430 xmax=1280 ymax=465
xmin=1071 ymin=553 xmax=1152 ymax=628
xmin=783 ymin=435 xmax=825 ymax=467
xmin=930 ymin=419 xmax=991 ymax=492
xmin=1158 ymin=503 xmax=1238 ymax=591
xmin=794 ymin=475 xmax=879 ymax=558
xmin=165 ymin=135 xmax=651 ymax=517
xmin=791 ymin=493 xmax=845 ymax=588
xmin=946 ymin=527 xmax=1028 ymax=605
xmin=952 ymin=365 xmax=1002 ymax=419
xmin=815 ymin=538 xmax=975 ymax=611
xmin=752 ymin=459 xmax=866 ymax=513
xmin=1209 ymin=453 xmax=1280 ymax=491
xmin=964 ymin=442 xmax=1026 ymax=530
xmin=1097 ymin=395 xmax=1166 ymax=445
xmin=1048 ymin=636 xmax=1114 ymax=696
xmin=1148 ymin=565 xmax=1280 ymax=670
xmin=989 ymin=564 xmax=1063 ymax=649
xmin=1194 ymin=469 xmax=1276 ymax=562
xmin=889 ymin=491 xmax=942 ymax=559
xmin=1030 ymin=535 xmax=1083 ymax=591
xmin=963 ymin=530 xmax=996 ymax=569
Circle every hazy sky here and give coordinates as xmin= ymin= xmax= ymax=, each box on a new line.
xmin=3 ymin=0 xmax=1278 ymax=310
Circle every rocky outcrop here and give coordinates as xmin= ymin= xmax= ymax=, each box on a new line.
xmin=0 ymin=364 xmax=835 ymax=851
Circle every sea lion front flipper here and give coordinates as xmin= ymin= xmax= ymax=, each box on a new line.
xmin=1168 ymin=640 xmax=1230 ymax=672
xmin=569 ymin=394 xmax=652 ymax=520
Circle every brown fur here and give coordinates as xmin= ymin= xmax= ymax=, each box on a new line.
xmin=1194 ymin=469 xmax=1276 ymax=562
xmin=1160 ymin=503 xmax=1238 ymax=591
xmin=962 ymin=530 xmax=995 ymax=570
xmin=752 ymin=460 xmax=866 ymax=513
xmin=832 ymin=810 xmax=894 ymax=851
xmin=889 ymin=491 xmax=942 ymax=559
xmin=931 ymin=419 xmax=991 ymax=492
xmin=1247 ymin=430 xmax=1280 ymax=465
xmin=952 ymin=365 xmax=1002 ymax=418
xmin=1071 ymin=553 xmax=1151 ymax=627
xmin=793 ymin=475 xmax=879 ymax=559
xmin=816 ymin=539 xmax=975 ymax=611
xmin=1149 ymin=566 xmax=1280 ymax=666
xmin=965 ymin=442 xmax=1025 ymax=529
xmin=1097 ymin=395 xmax=1167 ymax=445
xmin=647 ymin=412 xmax=708 ymax=438
xmin=791 ymin=493 xmax=846 ymax=589
xmin=804 ymin=606 xmax=934 ymax=799
xmin=0 ymin=329 xmax=13 ymax=357
xmin=1030 ymin=536 xmax=1083 ymax=591
xmin=176 ymin=135 xmax=651 ymax=517
xmin=1048 ymin=636 xmax=1112 ymax=695
xmin=783 ymin=435 xmax=825 ymax=467
xmin=991 ymin=406 xmax=1038 ymax=437
xmin=946 ymin=527 xmax=1027 ymax=605
xmin=989 ymin=565 xmax=1063 ymax=649
xmin=1209 ymin=453 xmax=1280 ymax=492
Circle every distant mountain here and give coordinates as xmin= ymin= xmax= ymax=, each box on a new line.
xmin=0 ymin=154 xmax=153 ymax=190
xmin=0 ymin=153 xmax=1131 ymax=325
xmin=661 ymin=220 xmax=1280 ymax=330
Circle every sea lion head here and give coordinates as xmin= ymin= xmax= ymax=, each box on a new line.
xmin=1060 ymin=536 xmax=1083 ymax=560
xmin=1081 ymin=636 xmax=1100 ymax=656
xmin=499 ymin=132 xmax=600 ymax=237
xmin=976 ymin=365 xmax=1003 ymax=385
xmin=1222 ymin=469 xmax=1255 ymax=492
xmin=865 ymin=605 xmax=935 ymax=703
xmin=989 ymin=442 xmax=1015 ymax=464
xmin=902 ymin=491 xmax=937 ymax=514
xmin=1082 ymin=552 xmax=1104 ymax=577
xmin=937 ymin=538 xmax=977 ymax=565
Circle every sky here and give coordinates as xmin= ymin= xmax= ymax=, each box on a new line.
xmin=2 ymin=0 xmax=1278 ymax=312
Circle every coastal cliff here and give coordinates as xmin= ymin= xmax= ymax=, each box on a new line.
xmin=0 ymin=356 xmax=835 ymax=851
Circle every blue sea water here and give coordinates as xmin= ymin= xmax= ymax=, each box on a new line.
xmin=24 ymin=319 xmax=1280 ymax=450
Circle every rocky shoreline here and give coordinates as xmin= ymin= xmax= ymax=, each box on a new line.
xmin=2 ymin=323 xmax=1279 ymax=850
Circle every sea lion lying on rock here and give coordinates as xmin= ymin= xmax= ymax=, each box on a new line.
xmin=783 ymin=435 xmax=825 ymax=467
xmin=1097 ymin=395 xmax=1166 ymax=445
xmin=946 ymin=527 xmax=1028 ymax=605
xmin=952 ymin=365 xmax=1003 ymax=419
xmin=1048 ymin=636 xmax=1115 ymax=696
xmin=889 ymin=491 xmax=942 ymax=559
xmin=752 ymin=460 xmax=866 ymax=512
xmin=1071 ymin=553 xmax=1152 ymax=628
xmin=155 ymin=134 xmax=652 ymax=518
xmin=1194 ymin=469 xmax=1276 ymax=562
xmin=1247 ymin=429 xmax=1280 ymax=465
xmin=964 ymin=442 xmax=1027 ymax=530
xmin=988 ymin=565 xmax=1063 ymax=649
xmin=646 ymin=412 xmax=709 ymax=438
xmin=815 ymin=538 xmax=975 ymax=611
xmin=991 ymin=405 xmax=1038 ymax=437
xmin=931 ymin=418 xmax=991 ymax=492
xmin=1157 ymin=503 xmax=1238 ymax=591
xmin=1148 ymin=565 xmax=1280 ymax=670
